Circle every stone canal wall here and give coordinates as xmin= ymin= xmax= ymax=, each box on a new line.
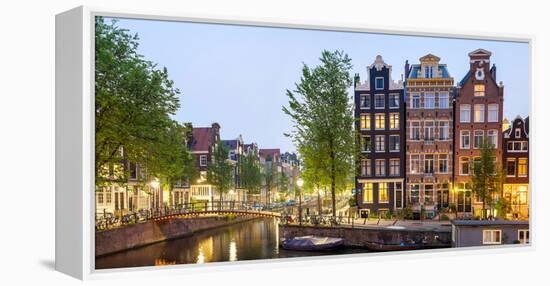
xmin=280 ymin=224 xmax=451 ymax=250
xmin=96 ymin=216 xmax=258 ymax=256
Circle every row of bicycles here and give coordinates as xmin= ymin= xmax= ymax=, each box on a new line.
xmin=281 ymin=213 xmax=346 ymax=226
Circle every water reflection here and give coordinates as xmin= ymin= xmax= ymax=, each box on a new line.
xmin=95 ymin=218 xmax=368 ymax=269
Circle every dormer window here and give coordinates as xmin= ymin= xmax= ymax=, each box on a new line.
xmin=375 ymin=77 xmax=384 ymax=90
xmin=425 ymin=66 xmax=434 ymax=78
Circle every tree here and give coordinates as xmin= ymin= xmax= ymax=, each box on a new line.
xmin=278 ymin=171 xmax=290 ymax=200
xmin=147 ymin=121 xmax=197 ymax=206
xmin=240 ymin=152 xmax=262 ymax=201
xmin=95 ymin=17 xmax=181 ymax=186
xmin=283 ymin=50 xmax=356 ymax=218
xmin=471 ymin=138 xmax=500 ymax=219
xmin=262 ymin=156 xmax=279 ymax=206
xmin=207 ymin=144 xmax=234 ymax=204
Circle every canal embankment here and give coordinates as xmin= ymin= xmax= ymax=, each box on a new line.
xmin=96 ymin=215 xmax=259 ymax=256
xmin=280 ymin=222 xmax=452 ymax=250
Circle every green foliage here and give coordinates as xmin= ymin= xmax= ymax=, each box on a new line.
xmin=240 ymin=152 xmax=262 ymax=195
xmin=470 ymin=138 xmax=500 ymax=219
xmin=95 ymin=17 xmax=193 ymax=188
xmin=440 ymin=214 xmax=450 ymax=221
xmin=207 ymin=144 xmax=234 ymax=201
xmin=262 ymin=158 xmax=279 ymax=205
xmin=282 ymin=50 xmax=356 ymax=217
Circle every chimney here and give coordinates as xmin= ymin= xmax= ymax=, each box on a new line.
xmin=354 ymin=73 xmax=360 ymax=88
xmin=490 ymin=64 xmax=497 ymax=81
xmin=404 ymin=60 xmax=410 ymax=78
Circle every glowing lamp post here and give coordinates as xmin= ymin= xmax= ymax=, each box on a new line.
xmin=296 ymin=178 xmax=304 ymax=225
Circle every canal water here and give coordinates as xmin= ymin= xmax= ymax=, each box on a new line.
xmin=96 ymin=218 xmax=369 ymax=269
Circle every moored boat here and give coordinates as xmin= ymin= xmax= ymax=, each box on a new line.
xmin=281 ymin=235 xmax=344 ymax=251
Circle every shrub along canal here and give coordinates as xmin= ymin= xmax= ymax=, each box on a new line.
xmin=95 ymin=217 xmax=369 ymax=269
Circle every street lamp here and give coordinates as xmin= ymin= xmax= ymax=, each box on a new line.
xmin=296 ymin=178 xmax=304 ymax=225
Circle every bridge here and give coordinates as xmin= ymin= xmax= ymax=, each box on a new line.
xmin=96 ymin=200 xmax=282 ymax=231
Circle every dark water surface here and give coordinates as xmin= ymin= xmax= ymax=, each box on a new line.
xmin=96 ymin=218 xmax=369 ymax=269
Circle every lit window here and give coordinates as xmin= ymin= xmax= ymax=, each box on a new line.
xmin=375 ymin=77 xmax=384 ymax=90
xmin=360 ymin=113 xmax=371 ymax=130
xmin=375 ymin=113 xmax=385 ymax=130
xmin=474 ymin=104 xmax=485 ymax=123
xmin=379 ymin=183 xmax=389 ymax=202
xmin=474 ymin=84 xmax=485 ymax=96
xmin=389 ymin=113 xmax=400 ymax=129
xmin=483 ymin=229 xmax=502 ymax=244
xmin=518 ymin=158 xmax=528 ymax=177
xmin=460 ymin=130 xmax=470 ymax=149
xmin=488 ymin=104 xmax=498 ymax=122
xmin=363 ymin=183 xmax=373 ymax=203
xmin=424 ymin=93 xmax=435 ymax=109
xmin=460 ymin=104 xmax=471 ymax=123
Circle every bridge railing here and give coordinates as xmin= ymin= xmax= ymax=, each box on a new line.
xmin=95 ymin=200 xmax=278 ymax=231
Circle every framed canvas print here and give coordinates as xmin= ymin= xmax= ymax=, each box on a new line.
xmin=55 ymin=6 xmax=533 ymax=280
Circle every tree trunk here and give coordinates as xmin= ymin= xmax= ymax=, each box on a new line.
xmin=330 ymin=142 xmax=336 ymax=218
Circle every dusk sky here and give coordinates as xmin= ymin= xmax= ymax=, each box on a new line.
xmin=105 ymin=17 xmax=529 ymax=153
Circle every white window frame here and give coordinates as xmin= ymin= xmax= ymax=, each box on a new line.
xmin=360 ymin=113 xmax=370 ymax=130
xmin=379 ymin=182 xmax=389 ymax=203
xmin=438 ymin=92 xmax=449 ymax=109
xmin=394 ymin=183 xmax=403 ymax=209
xmin=460 ymin=104 xmax=471 ymax=123
xmin=438 ymin=121 xmax=450 ymax=140
xmin=375 ymin=113 xmax=385 ymax=130
xmin=488 ymin=104 xmax=498 ymax=122
xmin=363 ymin=183 xmax=373 ymax=203
xmin=487 ymin=129 xmax=498 ymax=147
xmin=424 ymin=93 xmax=435 ymax=109
xmin=374 ymin=94 xmax=385 ymax=109
xmin=459 ymin=157 xmax=470 ymax=176
xmin=360 ymin=94 xmax=370 ymax=109
xmin=473 ymin=130 xmax=484 ymax=149
xmin=518 ymin=229 xmax=529 ymax=244
xmin=199 ymin=155 xmax=208 ymax=166
xmin=375 ymin=135 xmax=385 ymax=153
xmin=375 ymin=159 xmax=386 ymax=176
xmin=474 ymin=104 xmax=485 ymax=123
xmin=375 ymin=77 xmax=384 ymax=90
xmin=438 ymin=154 xmax=448 ymax=174
xmin=410 ymin=121 xmax=421 ymax=140
xmin=482 ymin=229 xmax=502 ymax=245
xmin=515 ymin=128 xmax=521 ymax=138
xmin=460 ymin=130 xmax=470 ymax=149
xmin=389 ymin=135 xmax=400 ymax=152
xmin=411 ymin=93 xmax=421 ymax=109
xmin=410 ymin=154 xmax=421 ymax=174
xmin=389 ymin=113 xmax=400 ymax=130
xmin=389 ymin=159 xmax=400 ymax=176
xmin=389 ymin=94 xmax=400 ymax=109
xmin=424 ymin=120 xmax=435 ymax=141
